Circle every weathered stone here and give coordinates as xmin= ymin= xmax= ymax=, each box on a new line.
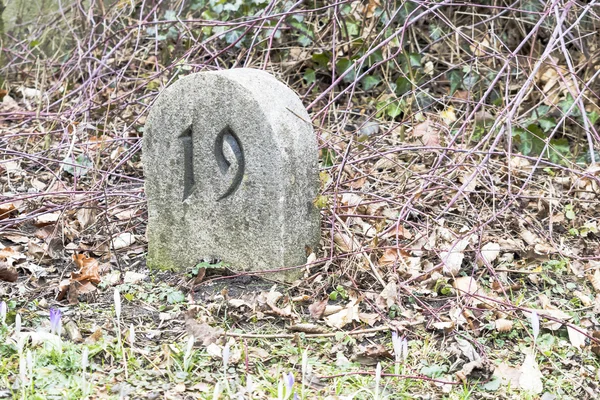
xmin=143 ymin=68 xmax=320 ymax=282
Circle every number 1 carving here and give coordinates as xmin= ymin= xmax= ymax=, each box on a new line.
xmin=179 ymin=126 xmax=195 ymax=202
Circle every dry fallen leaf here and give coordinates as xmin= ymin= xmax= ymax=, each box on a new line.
xmin=324 ymin=300 xmax=360 ymax=329
xmin=493 ymin=361 xmax=521 ymax=387
xmin=76 ymin=205 xmax=97 ymax=229
xmin=184 ymin=311 xmax=224 ymax=346
xmin=588 ymin=269 xmax=600 ymax=292
xmin=264 ymin=290 xmax=294 ymax=318
xmin=440 ymin=106 xmax=457 ymax=124
xmin=441 ymin=238 xmax=469 ymax=276
xmin=495 ymin=318 xmax=514 ymax=333
xmin=431 ymin=321 xmax=455 ymax=332
xmin=519 ymin=350 xmax=543 ymax=394
xmin=72 ymin=254 xmax=101 ymax=284
xmin=308 ymin=297 xmax=328 ymax=319
xmin=333 ymin=232 xmax=359 ymax=253
xmin=411 ymin=119 xmax=440 ymax=146
xmin=566 ymin=325 xmax=587 ymax=348
xmin=0 ymin=203 xmax=17 ymax=220
xmin=477 ymin=242 xmax=501 ymax=266
xmin=34 ymin=212 xmax=60 ymax=227
xmin=354 ymin=344 xmax=393 ymax=366
xmin=111 ymin=232 xmax=136 ymax=250
xmin=379 ymin=248 xmax=399 ymax=266
xmin=0 ymin=262 xmax=18 ymax=282
xmin=453 ymin=276 xmax=478 ymax=296
xmin=378 ymin=280 xmax=398 ymax=309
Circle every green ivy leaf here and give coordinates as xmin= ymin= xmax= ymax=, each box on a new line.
xmin=62 ymin=154 xmax=93 ymax=177
xmin=481 ymin=375 xmax=502 ymax=391
xmin=345 ymin=21 xmax=359 ymax=37
xmin=336 ymin=58 xmax=356 ymax=83
xmin=361 ymin=75 xmax=381 ymax=91
xmin=298 ymin=35 xmax=312 ymax=47
xmin=538 ymin=117 xmax=556 ymax=132
xmin=366 ymin=50 xmax=383 ymax=66
xmin=564 ymin=204 xmax=575 ymax=220
xmin=408 ymin=53 xmax=422 ymax=68
xmin=303 ymin=69 xmax=316 ymax=85
xmin=448 ymin=70 xmax=462 ymax=94
xmin=321 ymin=148 xmax=336 ymax=167
xmin=312 ymin=52 xmax=330 ymax=69
xmin=548 ymin=137 xmax=570 ymax=165
xmin=395 ymin=77 xmax=412 ymax=96
xmin=386 ymin=102 xmax=403 ymax=119
xmin=166 ymin=290 xmax=185 ymax=304
xmin=225 ymin=29 xmax=243 ymax=45
xmin=164 ymin=10 xmax=177 ymax=20
xmin=421 ymin=364 xmax=448 ymax=378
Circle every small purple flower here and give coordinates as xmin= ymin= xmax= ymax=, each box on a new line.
xmin=49 ymin=308 xmax=61 ymax=336
xmin=222 ymin=343 xmax=230 ymax=369
xmin=284 ymin=372 xmax=294 ymax=391
xmin=0 ymin=301 xmax=6 ymax=325
xmin=391 ymin=331 xmax=402 ymax=360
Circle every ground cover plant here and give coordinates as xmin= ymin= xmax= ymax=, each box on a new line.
xmin=1 ymin=0 xmax=600 ymax=398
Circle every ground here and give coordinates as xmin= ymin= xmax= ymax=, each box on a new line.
xmin=1 ymin=1 xmax=600 ymax=399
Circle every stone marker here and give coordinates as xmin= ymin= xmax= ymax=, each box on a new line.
xmin=143 ymin=68 xmax=320 ymax=281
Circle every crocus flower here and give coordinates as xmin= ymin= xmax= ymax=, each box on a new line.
xmin=222 ymin=343 xmax=230 ymax=370
xmin=391 ymin=331 xmax=402 ymax=360
xmin=0 ymin=301 xmax=6 ymax=325
xmin=531 ymin=310 xmax=540 ymax=342
xmin=114 ymin=289 xmax=121 ymax=320
xmin=284 ymin=372 xmax=295 ymax=399
xmin=15 ymin=313 xmax=21 ymax=334
xmin=375 ymin=362 xmax=382 ymax=399
xmin=81 ymin=347 xmax=89 ymax=371
xmin=49 ymin=308 xmax=61 ymax=336
xmin=128 ymin=324 xmax=135 ymax=346
xmin=284 ymin=372 xmax=294 ymax=390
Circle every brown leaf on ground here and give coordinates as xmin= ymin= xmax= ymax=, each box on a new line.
xmin=262 ymin=290 xmax=295 ymax=319
xmin=76 ymin=204 xmax=97 ymax=229
xmin=588 ymin=269 xmax=600 ymax=292
xmin=67 ymin=280 xmax=98 ymax=304
xmin=0 ymin=262 xmax=18 ymax=282
xmin=324 ymin=299 xmax=360 ymax=329
xmin=354 ymin=344 xmax=393 ymax=365
xmin=411 ymin=119 xmax=440 ymax=146
xmin=193 ymin=267 xmax=206 ymax=285
xmin=72 ymin=254 xmax=101 ymax=284
xmin=34 ymin=212 xmax=60 ymax=227
xmin=0 ymin=202 xmax=17 ymax=220
xmin=495 ymin=318 xmax=514 ymax=332
xmin=453 ymin=276 xmax=479 ymax=296
xmin=184 ymin=311 xmax=224 ymax=346
xmin=519 ymin=350 xmax=543 ymax=394
xmin=591 ymin=331 xmax=600 ymax=357
xmin=333 ymin=232 xmax=359 ymax=253
xmin=379 ymin=248 xmax=399 ymax=266
xmin=308 ymin=297 xmax=328 ymax=319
